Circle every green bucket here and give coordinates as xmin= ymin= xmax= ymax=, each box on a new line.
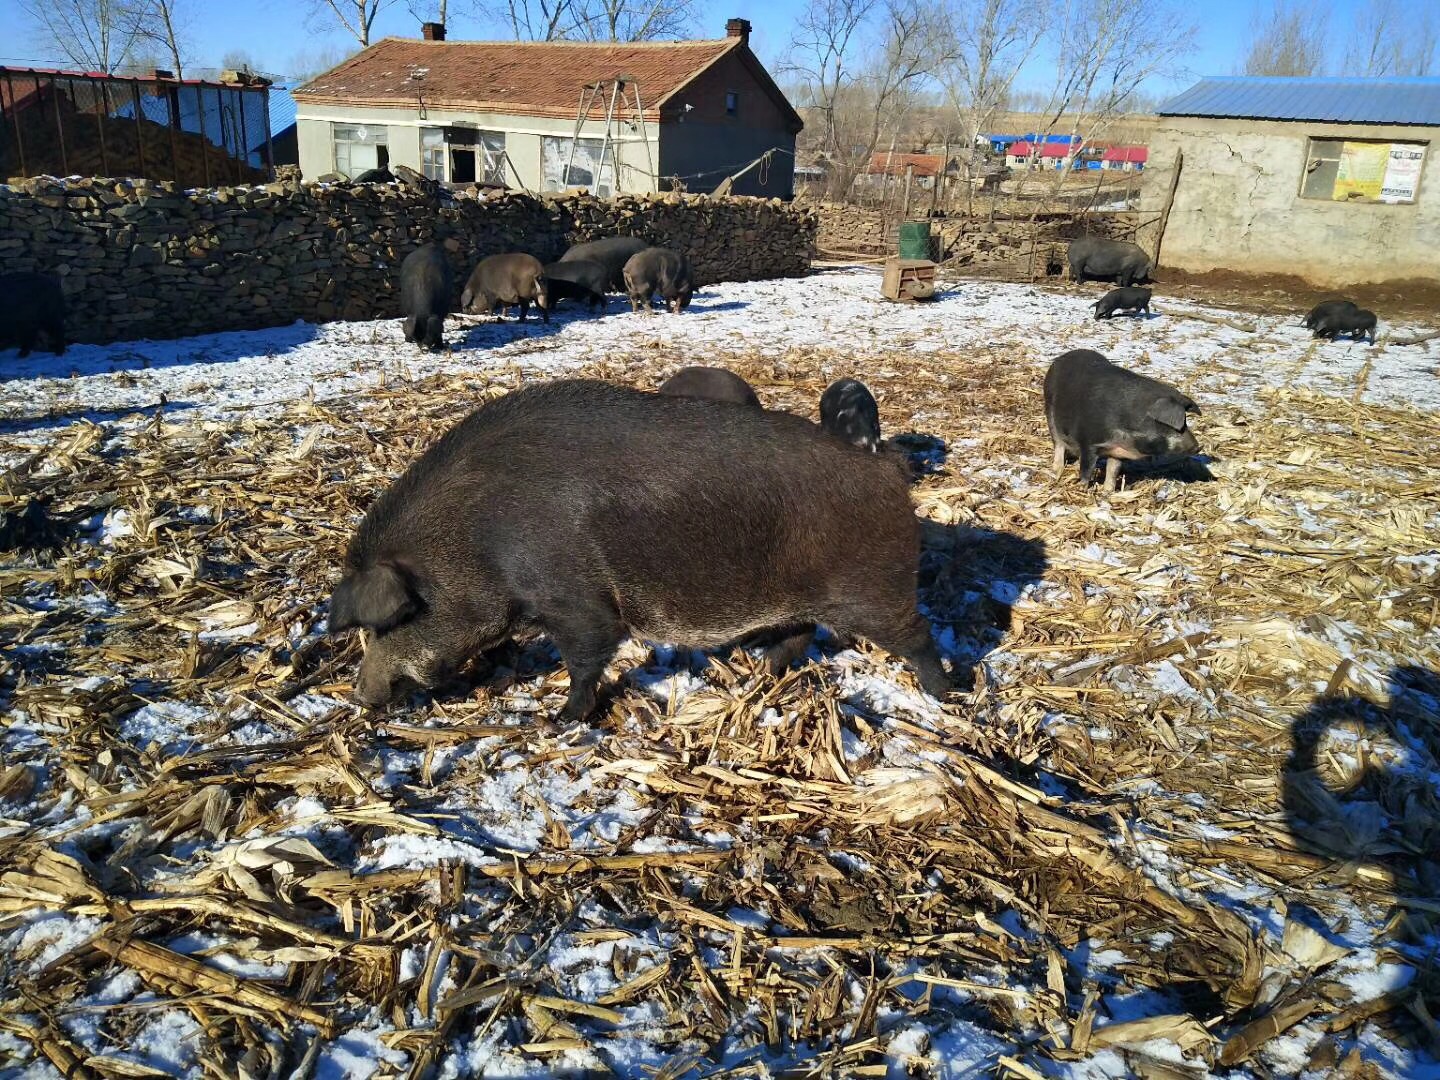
xmin=897 ymin=220 xmax=932 ymax=260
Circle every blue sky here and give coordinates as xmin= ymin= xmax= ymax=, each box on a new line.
xmin=0 ymin=0 xmax=1393 ymax=93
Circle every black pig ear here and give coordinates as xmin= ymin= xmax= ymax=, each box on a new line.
xmin=328 ymin=562 xmax=419 ymax=634
xmin=1147 ymin=397 xmax=1189 ymax=430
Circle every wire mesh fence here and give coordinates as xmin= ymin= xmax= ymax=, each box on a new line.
xmin=0 ymin=68 xmax=273 ymax=187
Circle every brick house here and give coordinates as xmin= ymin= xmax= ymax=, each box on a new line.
xmin=293 ymin=18 xmax=802 ymax=198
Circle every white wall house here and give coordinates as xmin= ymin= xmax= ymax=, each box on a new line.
xmin=292 ymin=20 xmax=802 ymax=199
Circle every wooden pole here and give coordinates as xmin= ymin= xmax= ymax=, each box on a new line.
xmin=50 ymin=75 xmax=68 ymax=175
xmin=931 ymin=139 xmax=948 ymax=215
xmin=902 ymin=163 xmax=914 ymax=220
xmin=1152 ymin=148 xmax=1184 ymax=269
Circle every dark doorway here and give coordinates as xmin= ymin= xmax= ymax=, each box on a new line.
xmin=451 ymin=147 xmax=475 ymax=183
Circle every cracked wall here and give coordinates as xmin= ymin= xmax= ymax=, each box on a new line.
xmin=1137 ymin=115 xmax=1440 ymax=287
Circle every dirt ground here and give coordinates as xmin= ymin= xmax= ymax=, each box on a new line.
xmin=948 ymin=250 xmax=1440 ymax=324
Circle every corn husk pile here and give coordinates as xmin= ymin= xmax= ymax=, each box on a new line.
xmin=1 ymin=330 xmax=1438 ymax=1079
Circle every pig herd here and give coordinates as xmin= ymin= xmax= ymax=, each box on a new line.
xmin=326 ymin=336 xmax=1205 ymax=725
xmin=1069 ymin=238 xmax=1381 ymax=345
xmin=399 ymin=235 xmax=693 ymax=350
xmin=0 ymin=235 xmax=1394 ymax=733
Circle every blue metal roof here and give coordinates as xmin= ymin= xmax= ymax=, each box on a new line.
xmin=1158 ymin=76 xmax=1440 ymax=126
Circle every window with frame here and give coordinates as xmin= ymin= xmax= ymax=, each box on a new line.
xmin=1301 ymin=137 xmax=1424 ymax=204
xmin=421 ymin=128 xmax=446 ymax=181
xmin=541 ymin=135 xmax=613 ymax=196
xmin=332 ymin=123 xmax=388 ymax=178
xmin=725 ymin=90 xmax=738 ymax=116
xmin=477 ymin=131 xmax=507 ymax=185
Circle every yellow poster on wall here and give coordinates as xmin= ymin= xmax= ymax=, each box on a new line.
xmin=1333 ymin=141 xmax=1389 ymax=200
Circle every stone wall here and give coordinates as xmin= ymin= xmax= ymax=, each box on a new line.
xmin=811 ymin=202 xmax=1139 ymax=267
xmin=0 ymin=177 xmax=817 ymax=345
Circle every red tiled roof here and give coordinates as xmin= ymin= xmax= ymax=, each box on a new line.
xmin=865 ymin=152 xmax=943 ymax=176
xmin=1102 ymin=144 xmax=1148 ymax=162
xmin=293 ymin=37 xmax=744 ymax=120
xmin=1008 ymin=140 xmax=1087 ymax=158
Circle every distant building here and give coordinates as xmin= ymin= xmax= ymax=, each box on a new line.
xmin=292 ymin=18 xmax=801 ymax=198
xmin=1005 ymin=140 xmax=1082 ymax=169
xmin=860 ymin=152 xmax=953 ymax=189
xmin=985 ymin=132 xmax=1076 ymax=155
xmin=1139 ymin=76 xmax=1440 ymax=286
xmin=1101 ymin=145 xmax=1147 ymax=171
xmin=793 ymin=162 xmax=827 ymax=187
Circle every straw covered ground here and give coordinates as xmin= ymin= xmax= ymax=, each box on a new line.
xmin=1 ymin=270 xmax=1438 ymax=1079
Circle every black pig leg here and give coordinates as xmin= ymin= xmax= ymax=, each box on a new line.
xmin=1076 ymin=446 xmax=1098 ymax=485
xmin=1102 ymin=457 xmax=1123 ymax=492
xmin=840 ymin=610 xmax=952 ymax=699
xmin=1052 ymin=439 xmax=1067 ymax=478
xmin=763 ymin=625 xmax=818 ymax=676
xmin=542 ymin=607 xmax=624 ymax=726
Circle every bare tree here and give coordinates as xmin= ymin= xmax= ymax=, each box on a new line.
xmin=784 ymin=0 xmax=947 ymax=198
xmin=1041 ymin=0 xmax=1193 ymax=145
xmin=1003 ymin=0 xmax=1191 ymax=218
xmin=1242 ymin=0 xmax=1328 ymax=77
xmin=307 ymin=0 xmax=399 ymax=47
xmin=938 ymin=0 xmax=1047 ymax=162
xmin=1343 ymin=0 xmax=1439 ymax=76
xmin=573 ymin=0 xmax=699 ymax=41
xmin=221 ymin=50 xmax=261 ymax=74
xmin=130 ymin=0 xmax=187 ymax=76
xmin=407 ymin=0 xmax=447 ymax=24
xmin=288 ymin=44 xmax=357 ymax=82
xmin=486 ymin=0 xmax=579 ymax=40
xmin=483 ymin=0 xmax=693 ymax=40
xmin=20 ymin=0 xmax=144 ymax=72
xmin=784 ymin=0 xmax=881 ymax=173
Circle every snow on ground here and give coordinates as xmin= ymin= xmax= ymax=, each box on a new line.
xmin=3 ymin=268 xmax=1436 ymax=434
xmin=1 ymin=268 xmax=1438 ymax=1079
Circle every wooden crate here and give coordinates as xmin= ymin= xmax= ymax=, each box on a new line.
xmin=881 ymin=257 xmax=937 ymax=301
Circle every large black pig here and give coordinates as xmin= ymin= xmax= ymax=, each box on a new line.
xmin=1067 ymin=238 xmax=1153 ymax=288
xmin=559 ymin=236 xmax=649 ymax=290
xmin=399 ymin=244 xmax=453 ymax=351
xmin=658 ymin=366 xmax=760 ymax=407
xmin=461 ymin=253 xmax=549 ymax=322
xmin=543 ymin=260 xmax=609 ymax=312
xmin=1044 ymin=350 xmax=1200 ymax=492
xmin=328 ymin=380 xmax=950 ymax=724
xmin=0 ymin=272 xmax=66 ymax=358
xmin=624 ymin=247 xmax=693 ymax=313
xmin=819 ymin=378 xmax=882 ymax=452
